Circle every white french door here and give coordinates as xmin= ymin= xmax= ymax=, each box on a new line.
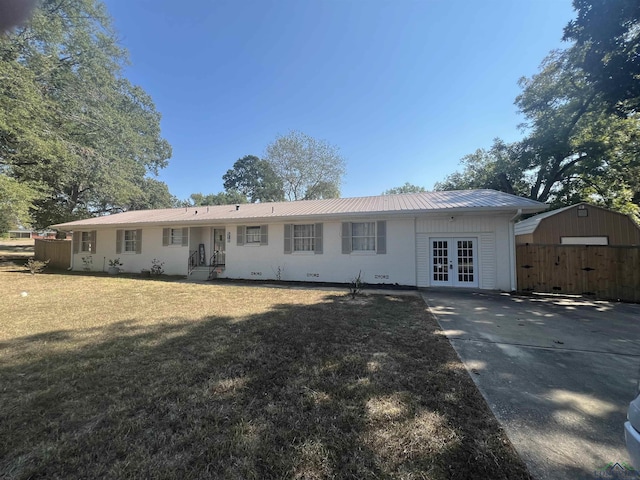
xmin=430 ymin=237 xmax=478 ymax=287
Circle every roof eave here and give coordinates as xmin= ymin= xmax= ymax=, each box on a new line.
xmin=51 ymin=204 xmax=547 ymax=230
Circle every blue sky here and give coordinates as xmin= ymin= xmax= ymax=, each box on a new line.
xmin=103 ymin=0 xmax=576 ymax=201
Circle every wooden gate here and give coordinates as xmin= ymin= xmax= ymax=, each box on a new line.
xmin=517 ymin=244 xmax=640 ymax=302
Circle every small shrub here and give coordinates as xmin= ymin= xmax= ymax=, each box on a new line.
xmin=81 ymin=256 xmax=93 ymax=272
xmin=108 ymin=258 xmax=123 ymax=267
xmin=348 ymin=270 xmax=365 ymax=299
xmin=150 ymin=258 xmax=165 ymax=276
xmin=26 ymin=258 xmax=49 ymax=275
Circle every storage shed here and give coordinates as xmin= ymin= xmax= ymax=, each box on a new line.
xmin=515 ymin=203 xmax=640 ymax=246
xmin=515 ymin=203 xmax=640 ymax=302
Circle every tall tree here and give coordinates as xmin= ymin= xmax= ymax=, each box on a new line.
xmin=436 ymin=49 xmax=640 ymax=216
xmin=382 ymin=182 xmax=426 ymax=195
xmin=265 ymin=131 xmax=346 ymax=201
xmin=563 ymin=0 xmax=640 ymax=114
xmin=0 ymin=174 xmax=39 ymax=233
xmin=0 ymin=0 xmax=172 ymax=228
xmin=222 ymin=155 xmax=284 ymax=203
xmin=189 ymin=191 xmax=248 ymax=206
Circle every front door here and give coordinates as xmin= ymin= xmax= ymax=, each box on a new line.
xmin=212 ymin=228 xmax=226 ymax=265
xmin=430 ymin=238 xmax=478 ymax=287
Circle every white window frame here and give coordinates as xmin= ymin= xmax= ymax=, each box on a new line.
xmin=80 ymin=231 xmax=92 ymax=253
xmin=293 ymin=224 xmax=315 ymax=252
xmin=351 ymin=222 xmax=376 ymax=252
xmin=124 ymin=230 xmax=138 ymax=253
xmin=245 ymin=226 xmax=262 ymax=244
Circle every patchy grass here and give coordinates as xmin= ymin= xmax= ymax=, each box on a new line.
xmin=0 ymin=268 xmax=531 ymax=479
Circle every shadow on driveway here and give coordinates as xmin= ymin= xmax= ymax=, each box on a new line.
xmin=422 ymin=289 xmax=640 ymax=480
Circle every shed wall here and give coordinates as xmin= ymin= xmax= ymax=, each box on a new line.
xmin=523 ymin=205 xmax=640 ymax=245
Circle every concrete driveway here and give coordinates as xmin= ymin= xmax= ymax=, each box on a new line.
xmin=422 ymin=289 xmax=640 ymax=480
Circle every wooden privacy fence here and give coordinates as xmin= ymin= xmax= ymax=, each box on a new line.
xmin=517 ymin=244 xmax=640 ymax=303
xmin=34 ymin=239 xmax=71 ymax=270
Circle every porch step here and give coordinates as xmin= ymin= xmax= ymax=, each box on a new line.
xmin=188 ymin=266 xmax=225 ymax=281
xmin=189 ymin=267 xmax=211 ymax=281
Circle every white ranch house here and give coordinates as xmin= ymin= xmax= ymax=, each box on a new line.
xmin=52 ymin=190 xmax=546 ymax=290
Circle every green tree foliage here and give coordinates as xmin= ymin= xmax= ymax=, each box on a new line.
xmin=382 ymin=182 xmax=426 ymax=195
xmin=125 ymin=178 xmax=180 ymax=211
xmin=563 ymin=0 xmax=640 ymax=115
xmin=0 ymin=174 xmax=39 ymax=233
xmin=436 ymin=49 xmax=640 ymax=217
xmin=0 ymin=0 xmax=172 ymax=228
xmin=222 ymin=155 xmax=284 ymax=203
xmin=189 ymin=191 xmax=248 ymax=206
xmin=265 ymin=131 xmax=346 ymax=201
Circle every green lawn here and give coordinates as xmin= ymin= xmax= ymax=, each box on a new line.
xmin=0 ymin=265 xmax=531 ymax=479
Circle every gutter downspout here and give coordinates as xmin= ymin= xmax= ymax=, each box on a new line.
xmin=508 ymin=209 xmax=522 ymax=292
xmin=68 ymin=231 xmax=74 ymax=271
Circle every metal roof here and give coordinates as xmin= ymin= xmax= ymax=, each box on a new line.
xmin=51 ymin=189 xmax=547 ymax=230
xmin=514 ymin=204 xmax=578 ymax=236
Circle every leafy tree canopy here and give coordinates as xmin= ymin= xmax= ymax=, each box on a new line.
xmin=222 ymin=155 xmax=284 ymax=203
xmin=382 ymin=182 xmax=426 ymax=195
xmin=563 ymin=0 xmax=640 ymax=115
xmin=188 ymin=191 xmax=248 ymax=206
xmin=0 ymin=173 xmax=40 ymax=233
xmin=436 ymin=48 xmax=640 ymax=218
xmin=0 ymin=0 xmax=172 ymax=228
xmin=265 ymin=131 xmax=346 ymax=201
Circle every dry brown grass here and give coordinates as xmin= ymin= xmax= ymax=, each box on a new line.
xmin=0 ymin=266 xmax=531 ymax=479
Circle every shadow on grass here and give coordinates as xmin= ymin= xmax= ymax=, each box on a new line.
xmin=0 ymin=294 xmax=531 ymax=479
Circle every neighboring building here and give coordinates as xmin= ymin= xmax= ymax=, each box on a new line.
xmin=7 ymin=229 xmax=59 ymax=239
xmin=51 ymin=190 xmax=546 ymax=290
xmin=515 ymin=203 xmax=640 ymax=246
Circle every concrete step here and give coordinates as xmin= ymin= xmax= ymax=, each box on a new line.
xmin=189 ymin=268 xmax=211 ymax=281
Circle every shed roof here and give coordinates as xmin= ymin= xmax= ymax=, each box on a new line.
xmin=52 ymin=189 xmax=546 ymax=230
xmin=514 ymin=202 xmax=640 ymax=236
xmin=514 ymin=204 xmax=574 ymax=236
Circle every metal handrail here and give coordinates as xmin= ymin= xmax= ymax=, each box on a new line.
xmin=187 ymin=250 xmax=198 ymax=275
xmin=208 ymin=251 xmax=226 ymax=279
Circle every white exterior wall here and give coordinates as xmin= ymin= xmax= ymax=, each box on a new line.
xmin=415 ymin=214 xmax=512 ymax=290
xmin=222 ymin=218 xmax=417 ymax=285
xmin=71 ymin=227 xmax=189 ymax=275
xmin=70 ymin=212 xmax=515 ymax=289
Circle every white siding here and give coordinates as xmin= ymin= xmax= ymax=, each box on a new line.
xmin=479 ymin=232 xmax=496 ymax=290
xmin=416 ymin=234 xmax=430 ymax=287
xmin=70 ymin=213 xmax=515 ymax=290
xmin=71 ymin=227 xmax=189 ymax=275
xmin=222 ymin=218 xmax=417 ymax=285
xmin=71 ymin=219 xmax=418 ymax=285
xmin=415 ymin=214 xmax=511 ymax=290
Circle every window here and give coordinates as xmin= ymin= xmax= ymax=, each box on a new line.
xmin=237 ymin=225 xmax=268 ymax=246
xmin=73 ymin=230 xmax=96 ymax=254
xmin=124 ymin=230 xmax=138 ymax=252
xmin=351 ymin=222 xmax=376 ymax=251
xmin=342 ymin=221 xmax=386 ymax=254
xmin=284 ymin=223 xmax=322 ymax=254
xmin=294 ymin=224 xmax=315 ymax=251
xmin=162 ymin=227 xmax=188 ymax=247
xmin=81 ymin=231 xmax=92 ymax=252
xmin=117 ymin=229 xmax=142 ymax=254
xmin=169 ymin=228 xmax=182 ymax=245
xmin=246 ymin=226 xmax=262 ymax=244
xmin=560 ymin=236 xmax=608 ymax=245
